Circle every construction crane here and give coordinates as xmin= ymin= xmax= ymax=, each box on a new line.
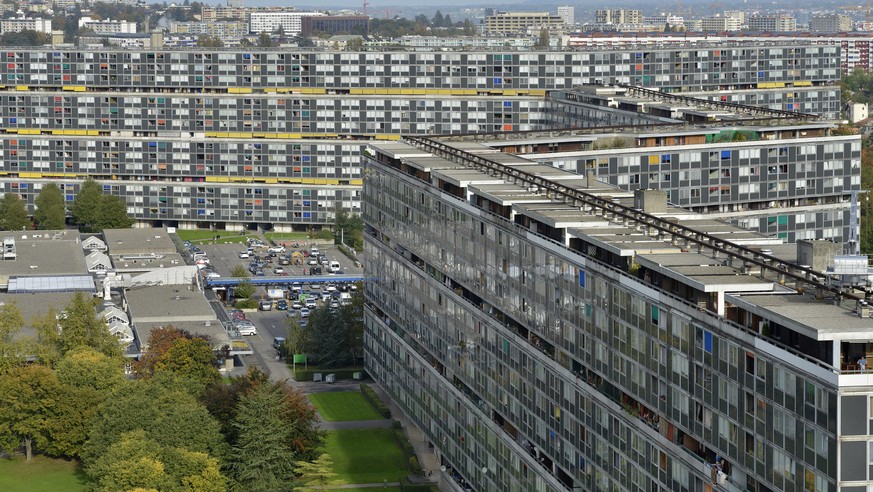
xmin=839 ymin=1 xmax=872 ymax=24
xmin=362 ymin=0 xmax=369 ymax=17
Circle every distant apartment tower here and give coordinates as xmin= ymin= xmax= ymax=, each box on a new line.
xmin=724 ymin=10 xmax=745 ymax=25
xmin=248 ymin=11 xmax=324 ymax=36
xmin=78 ymin=17 xmax=137 ymax=34
xmin=484 ymin=12 xmax=565 ymax=35
xmin=811 ymin=14 xmax=853 ymax=33
xmin=0 ymin=17 xmax=52 ymax=34
xmin=300 ymin=15 xmax=369 ymax=37
xmin=698 ymin=15 xmax=742 ymax=32
xmin=557 ymin=6 xmax=575 ymax=26
xmin=643 ymin=14 xmax=685 ymax=30
xmin=595 ymin=9 xmax=643 ymax=25
xmin=201 ymin=6 xmax=247 ymax=23
xmin=169 ymin=21 xmax=249 ymax=39
xmin=747 ymin=14 xmax=797 ymax=32
xmin=226 ymin=0 xmax=242 ymax=8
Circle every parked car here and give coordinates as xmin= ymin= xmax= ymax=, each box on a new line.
xmin=268 ymin=245 xmax=286 ymax=254
xmin=235 ymin=323 xmax=257 ymax=336
xmin=279 ymin=257 xmax=290 ymax=265
xmin=272 ymin=337 xmax=285 ymax=351
xmin=238 ymin=251 xmax=250 ymax=259
xmin=274 ymin=268 xmax=287 ymax=276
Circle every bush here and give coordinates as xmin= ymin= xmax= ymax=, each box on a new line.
xmin=408 ymin=456 xmax=423 ymax=475
xmin=360 ymin=383 xmax=391 ymax=418
xmin=309 ymin=228 xmax=333 ymax=241
xmin=235 ymin=298 xmax=259 ymax=309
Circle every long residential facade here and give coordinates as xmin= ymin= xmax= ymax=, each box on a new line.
xmin=0 ymin=43 xmax=843 ymax=231
xmin=363 ymin=137 xmax=873 ymax=492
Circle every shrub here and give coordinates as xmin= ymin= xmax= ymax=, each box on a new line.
xmin=235 ymin=298 xmax=259 ymax=309
xmin=408 ymin=456 xmax=423 ymax=475
xmin=293 ymin=367 xmax=365 ymax=382
xmin=360 ymin=384 xmax=391 ymax=418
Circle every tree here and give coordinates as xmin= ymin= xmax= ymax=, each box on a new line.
xmin=334 ymin=211 xmax=363 ymax=251
xmin=29 ymin=307 xmax=62 ymax=367
xmin=0 ymin=365 xmax=60 ymax=461
xmin=0 ymin=303 xmax=25 ymax=374
xmin=231 ymin=264 xmax=250 ymax=278
xmin=43 ymin=383 xmax=102 ymax=459
xmin=257 ymin=31 xmax=272 ymax=47
xmin=83 ymin=379 xmax=226 ymax=468
xmin=234 ymin=279 xmax=255 ymax=300
xmin=536 ymin=28 xmax=551 ymax=48
xmin=0 ymin=30 xmax=50 ymax=46
xmin=431 ymin=11 xmax=444 ymax=28
xmin=70 ymin=177 xmax=103 ymax=229
xmin=197 ymin=35 xmax=224 ymax=47
xmin=57 ymin=292 xmax=121 ymax=359
xmin=284 ymin=316 xmax=312 ymax=359
xmin=55 ymin=346 xmax=125 ymax=393
xmin=33 ymin=183 xmax=66 ymax=230
xmin=153 ymin=336 xmax=221 ymax=394
xmin=227 ymin=383 xmax=301 ymax=490
xmin=0 ymin=193 xmax=30 ymax=231
xmin=88 ymin=429 xmax=228 ymax=492
xmin=293 ymin=453 xmax=336 ymax=490
xmin=133 ymin=325 xmax=197 ymax=378
xmin=201 ymin=368 xmax=269 ymax=446
xmin=841 ymin=67 xmax=873 ymax=105
xmin=94 ymin=194 xmax=133 ymax=230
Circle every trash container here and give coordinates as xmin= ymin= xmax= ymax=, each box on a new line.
xmin=313 ymin=373 xmax=323 ymax=382
xmin=325 ymin=373 xmax=336 ymax=383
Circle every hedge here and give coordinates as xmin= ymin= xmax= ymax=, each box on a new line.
xmin=388 ymin=419 xmax=424 ymax=477
xmin=360 ymin=384 xmax=391 ymax=419
xmin=234 ymin=298 xmax=259 ymax=309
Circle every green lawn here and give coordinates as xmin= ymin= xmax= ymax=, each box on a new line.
xmin=324 ymin=488 xmax=401 ymax=492
xmin=176 ymin=230 xmax=248 ymax=243
xmin=323 ymin=429 xmax=407 ymax=485
xmin=308 ymin=391 xmax=383 ymax=422
xmin=264 ymin=231 xmax=310 ymax=241
xmin=0 ymin=455 xmax=87 ymax=492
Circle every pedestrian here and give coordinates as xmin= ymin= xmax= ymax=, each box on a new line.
xmin=860 ymin=355 xmax=868 ymax=372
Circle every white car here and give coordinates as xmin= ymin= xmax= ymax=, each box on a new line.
xmin=304 ymin=298 xmax=317 ymax=308
xmin=205 ymin=272 xmax=221 ymax=279
xmin=308 ymin=258 xmax=318 ymax=265
xmin=268 ymin=245 xmax=285 ymax=254
xmin=238 ymin=251 xmax=250 ymax=259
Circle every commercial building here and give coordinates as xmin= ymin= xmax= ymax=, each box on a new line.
xmin=363 ymin=136 xmax=873 ymax=492
xmin=0 ymin=44 xmax=842 ymax=231
xmin=484 ymin=12 xmax=566 ymax=35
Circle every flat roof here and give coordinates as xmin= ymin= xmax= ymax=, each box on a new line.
xmin=727 ymin=293 xmax=873 ymax=341
xmin=0 ymin=292 xmax=80 ymax=340
xmin=0 ymin=233 xmax=86 ymax=277
xmin=125 ymin=284 xmax=216 ymax=323
xmin=103 ymin=228 xmax=177 ymax=256
xmin=135 ymin=320 xmax=230 ymax=352
xmin=7 ymin=275 xmax=95 ymax=293
xmin=367 ymin=141 xmax=433 ymax=159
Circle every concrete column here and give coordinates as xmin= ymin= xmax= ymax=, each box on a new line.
xmin=716 ymin=291 xmax=725 ymax=317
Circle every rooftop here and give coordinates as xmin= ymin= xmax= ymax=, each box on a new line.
xmin=125 ymin=284 xmax=215 ymax=323
xmin=103 ymin=227 xmax=177 ymax=256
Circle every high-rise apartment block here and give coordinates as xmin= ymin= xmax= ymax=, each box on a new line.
xmin=485 ymin=12 xmax=566 ymax=35
xmin=594 ymin=9 xmax=643 ymax=25
xmin=363 ymin=136 xmax=873 ymax=492
xmin=557 ymin=6 xmax=575 ymax=26
xmin=747 ymin=14 xmax=797 ymax=32
xmin=0 ymin=43 xmax=843 ymax=233
xmin=0 ymin=17 xmax=52 ymax=34
xmin=810 ymin=14 xmax=853 ymax=33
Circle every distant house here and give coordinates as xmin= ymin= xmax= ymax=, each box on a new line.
xmin=81 ymin=235 xmax=107 ymax=252
xmin=85 ymin=250 xmax=113 ymax=274
xmin=107 ymin=320 xmax=135 ymax=347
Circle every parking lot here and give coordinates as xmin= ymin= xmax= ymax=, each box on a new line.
xmin=187 ymin=238 xmax=363 ymax=359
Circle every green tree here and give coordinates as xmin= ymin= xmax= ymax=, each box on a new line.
xmin=29 ymin=307 xmax=62 ymax=367
xmin=44 ymin=383 xmax=102 ymax=459
xmin=70 ymin=177 xmax=102 ymax=229
xmin=257 ymin=31 xmax=273 ymax=47
xmin=293 ymin=453 xmax=336 ymax=490
xmin=0 ymin=365 xmax=60 ymax=461
xmin=227 ymin=383 xmax=300 ymax=490
xmin=334 ymin=211 xmax=363 ymax=251
xmin=153 ymin=336 xmax=221 ymax=395
xmin=57 ymin=292 xmax=121 ymax=359
xmin=234 ymin=279 xmax=255 ymax=300
xmin=200 ymin=368 xmax=269 ymax=447
xmin=197 ymin=34 xmax=224 ymax=47
xmin=33 ymin=183 xmax=66 ymax=230
xmin=284 ymin=316 xmax=312 ymax=359
xmin=94 ymin=194 xmax=133 ymax=230
xmin=536 ymin=28 xmax=551 ymax=48
xmin=83 ymin=379 xmax=226 ymax=469
xmin=431 ymin=11 xmax=444 ymax=27
xmin=841 ymin=67 xmax=873 ymax=105
xmin=0 ymin=303 xmax=25 ymax=374
xmin=0 ymin=193 xmax=30 ymax=231
xmin=0 ymin=30 xmax=50 ymax=46
xmin=89 ymin=430 xmax=227 ymax=492
xmin=55 ymin=346 xmax=125 ymax=393
xmin=231 ymin=264 xmax=250 ymax=278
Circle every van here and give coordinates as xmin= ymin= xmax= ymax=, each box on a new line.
xmin=310 ymin=247 xmax=320 ymax=256
xmin=329 ymin=260 xmax=341 ymax=272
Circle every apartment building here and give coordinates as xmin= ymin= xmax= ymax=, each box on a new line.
xmin=747 ymin=14 xmax=797 ymax=32
xmin=698 ymin=16 xmax=743 ymax=32
xmin=363 ymin=137 xmax=873 ymax=492
xmin=594 ymin=9 xmax=643 ymax=25
xmin=810 ymin=14 xmax=853 ymax=33
xmin=300 ymin=15 xmax=369 ymax=37
xmin=248 ymin=12 xmax=323 ymax=36
xmin=0 ymin=44 xmax=842 ymax=231
xmin=78 ymin=17 xmax=137 ymax=35
xmin=0 ymin=17 xmax=51 ymax=34
xmin=484 ymin=12 xmax=566 ymax=35
xmin=557 ymin=6 xmax=575 ymax=26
